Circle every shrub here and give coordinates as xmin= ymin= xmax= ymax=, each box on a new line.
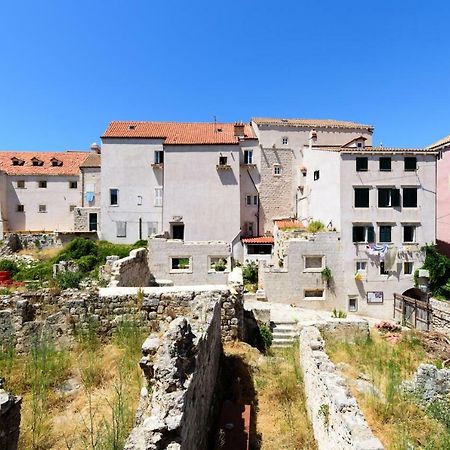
xmin=420 ymin=244 xmax=450 ymax=297
xmin=214 ymin=258 xmax=227 ymax=272
xmin=243 ymin=261 xmax=258 ymax=285
xmin=56 ymin=271 xmax=84 ymax=289
xmin=259 ymin=324 xmax=273 ymax=352
xmin=78 ymin=254 xmax=98 ymax=273
xmin=307 ymin=220 xmax=325 ymax=233
xmin=14 ymin=261 xmax=53 ymax=282
xmin=331 ymin=308 xmax=347 ymax=318
xmin=55 ymin=237 xmax=98 ymax=262
xmin=0 ymin=259 xmax=19 ymax=276
xmin=133 ymin=240 xmax=148 ymax=248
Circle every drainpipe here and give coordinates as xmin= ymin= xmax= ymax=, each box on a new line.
xmin=246 ymin=168 xmax=260 ymax=236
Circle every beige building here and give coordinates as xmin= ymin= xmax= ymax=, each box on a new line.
xmin=0 ymin=151 xmax=93 ymax=235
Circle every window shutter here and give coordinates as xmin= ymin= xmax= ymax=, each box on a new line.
xmin=352 ymin=227 xmax=358 ymax=242
xmin=367 ymin=226 xmax=375 ymax=243
xmin=391 ymin=189 xmax=400 ymax=207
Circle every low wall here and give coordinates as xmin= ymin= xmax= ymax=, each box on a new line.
xmin=108 ymin=248 xmax=154 ymax=287
xmin=430 ymin=298 xmax=450 ymax=335
xmin=299 ymin=326 xmax=384 ymax=450
xmin=0 ymin=387 xmax=21 ymax=450
xmin=125 ymin=302 xmax=222 ymax=449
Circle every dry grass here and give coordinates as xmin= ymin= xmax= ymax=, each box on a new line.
xmin=325 ymin=329 xmax=450 ymax=450
xmin=18 ymin=246 xmax=62 ymax=261
xmin=223 ymin=342 xmax=316 ymax=450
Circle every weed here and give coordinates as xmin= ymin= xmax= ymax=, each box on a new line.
xmin=307 ymin=220 xmax=325 ymax=233
xmin=259 ymin=324 xmax=273 ymax=353
xmin=331 ymin=308 xmax=347 ymax=318
xmin=242 ymin=261 xmax=258 ymax=285
xmin=56 ymin=270 xmax=84 ymax=289
xmin=318 ymin=403 xmax=329 ymax=428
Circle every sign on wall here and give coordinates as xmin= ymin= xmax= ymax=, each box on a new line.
xmin=367 ymin=291 xmax=384 ymax=304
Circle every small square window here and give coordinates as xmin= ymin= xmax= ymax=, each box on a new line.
xmin=69 ymin=205 xmax=76 ymax=212
xmin=116 ymin=221 xmax=127 ymax=237
xmin=154 ymin=150 xmax=164 ymax=164
xmin=16 ymin=204 xmax=24 ymax=212
xmin=379 ymin=157 xmax=391 ymax=171
xmin=38 ymin=204 xmax=47 ymax=213
xmin=356 ymin=157 xmax=368 ymax=171
xmin=304 ymin=256 xmax=324 ymax=271
xmin=348 ymin=297 xmax=358 ymax=312
xmin=274 ymin=165 xmax=281 ymax=175
xmin=282 ymin=137 xmax=288 ymax=145
xmin=69 ymin=181 xmax=78 ymax=189
xmin=110 ymin=188 xmax=119 ymax=206
xmin=354 ymin=188 xmax=370 ymax=207
xmin=17 ymin=180 xmax=25 ymax=188
xmin=314 ymin=170 xmax=320 ymax=181
xmin=356 ymin=261 xmax=367 ymax=273
xmin=244 ymin=150 xmax=253 ymax=164
xmin=379 ymin=225 xmax=392 ymax=243
xmin=210 ymin=257 xmax=228 ymax=272
xmin=404 ymin=157 xmax=417 ymax=171
xmin=171 ymin=257 xmax=191 ymax=271
xmin=38 ymin=180 xmax=47 ymax=189
xmin=404 ymin=262 xmax=414 ymax=275
xmin=219 ymin=156 xmax=228 ymax=166
xmin=357 ymin=142 xmax=363 ymax=148
xmin=403 ymin=225 xmax=416 ymax=243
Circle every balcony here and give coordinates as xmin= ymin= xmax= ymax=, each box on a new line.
xmin=151 ymin=163 xmax=164 ymax=169
xmin=216 ymin=164 xmax=232 ymax=170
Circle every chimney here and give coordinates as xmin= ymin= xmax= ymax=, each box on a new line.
xmin=234 ymin=121 xmax=245 ymax=137
xmin=90 ymin=142 xmax=101 ymax=154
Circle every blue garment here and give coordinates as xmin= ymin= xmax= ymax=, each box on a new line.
xmin=85 ymin=192 xmax=94 ymax=203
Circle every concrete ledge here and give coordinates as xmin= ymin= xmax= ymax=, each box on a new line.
xmin=99 ymin=285 xmax=229 ymax=297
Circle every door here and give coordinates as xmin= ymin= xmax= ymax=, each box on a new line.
xmin=89 ymin=213 xmax=98 ymax=232
xmin=171 ymin=224 xmax=185 ymax=240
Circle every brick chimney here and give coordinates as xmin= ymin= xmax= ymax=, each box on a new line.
xmin=234 ymin=122 xmax=245 ymax=137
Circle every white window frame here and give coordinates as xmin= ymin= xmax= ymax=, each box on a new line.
xmin=274 ymin=164 xmax=281 ymax=176
xmin=154 ymin=187 xmax=163 ymax=207
xmin=348 ymin=296 xmax=358 ymax=312
xmin=169 ymin=256 xmax=192 ymax=273
xmin=110 ymin=188 xmax=119 ymax=206
xmin=355 ymin=260 xmax=367 ymax=274
xmin=403 ymin=225 xmax=416 ymax=243
xmin=282 ymin=137 xmax=288 ymax=145
xmin=208 ymin=256 xmax=230 ymax=273
xmin=303 ymin=255 xmax=324 ymax=272
xmin=304 ymin=289 xmax=325 ymax=301
xmin=244 ymin=150 xmax=253 ymax=165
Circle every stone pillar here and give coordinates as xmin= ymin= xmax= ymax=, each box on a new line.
xmin=0 ymin=383 xmax=22 ymax=450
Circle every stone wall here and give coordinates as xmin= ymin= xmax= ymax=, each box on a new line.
xmin=73 ymin=207 xmax=100 ymax=232
xmin=125 ymin=302 xmax=222 ymax=449
xmin=430 ymin=298 xmax=450 ymax=335
xmin=147 ymin=238 xmax=232 ymax=286
xmin=108 ymin=248 xmax=154 ymax=287
xmin=299 ymin=326 xmax=384 ymax=450
xmin=0 ymin=385 xmax=21 ymax=450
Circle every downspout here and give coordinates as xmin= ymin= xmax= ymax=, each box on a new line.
xmin=81 ymin=169 xmax=85 ymax=207
xmin=246 ymin=168 xmax=260 ymax=236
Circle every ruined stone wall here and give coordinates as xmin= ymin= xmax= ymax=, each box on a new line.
xmin=125 ymin=303 xmax=222 ymax=449
xmin=73 ymin=207 xmax=100 ymax=232
xmin=299 ymin=326 xmax=384 ymax=450
xmin=0 ymin=387 xmax=21 ymax=450
xmin=430 ymin=298 xmax=450 ymax=336
xmin=108 ymin=248 xmax=154 ymax=287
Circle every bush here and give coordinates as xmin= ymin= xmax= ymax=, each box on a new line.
xmin=243 ymin=261 xmax=258 ymax=285
xmin=78 ymin=254 xmax=98 ymax=273
xmin=55 ymin=237 xmax=97 ymax=263
xmin=56 ymin=271 xmax=84 ymax=289
xmin=0 ymin=259 xmax=19 ymax=276
xmin=214 ymin=258 xmax=227 ymax=272
xmin=421 ymin=244 xmax=450 ymax=298
xmin=307 ymin=220 xmax=325 ymax=233
xmin=14 ymin=261 xmax=53 ymax=282
xmin=259 ymin=324 xmax=273 ymax=352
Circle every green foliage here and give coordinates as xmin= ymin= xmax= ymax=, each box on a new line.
xmin=259 ymin=324 xmax=273 ymax=352
xmin=319 ymin=403 xmax=330 ymax=428
xmin=243 ymin=261 xmax=258 ymax=285
xmin=307 ymin=220 xmax=325 ymax=233
xmin=0 ymin=259 xmax=19 ymax=276
xmin=78 ymin=254 xmax=98 ymax=273
xmin=213 ymin=258 xmax=227 ymax=272
xmin=133 ymin=239 xmax=148 ymax=248
xmin=56 ymin=270 xmax=84 ymax=289
xmin=0 ymin=287 xmax=11 ymax=295
xmin=13 ymin=260 xmax=53 ymax=283
xmin=421 ymin=244 xmax=450 ymax=298
xmin=56 ymin=237 xmax=98 ymax=262
xmin=427 ymin=397 xmax=450 ymax=430
xmin=331 ymin=308 xmax=347 ymax=318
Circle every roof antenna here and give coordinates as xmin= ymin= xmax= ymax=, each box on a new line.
xmin=213 ymin=115 xmax=217 ymax=132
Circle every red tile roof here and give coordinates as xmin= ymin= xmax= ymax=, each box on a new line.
xmin=242 ymin=236 xmax=274 ymax=244
xmin=274 ymin=219 xmax=305 ymax=229
xmin=428 ymin=134 xmax=450 ymax=150
xmin=252 ymin=117 xmax=374 ymax=131
xmin=0 ymin=151 xmax=90 ymax=176
xmin=102 ymin=121 xmax=255 ymax=144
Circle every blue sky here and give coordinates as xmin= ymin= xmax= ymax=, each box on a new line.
xmin=0 ymin=0 xmax=449 ymax=150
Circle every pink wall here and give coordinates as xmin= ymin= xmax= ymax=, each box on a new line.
xmin=437 ymin=148 xmax=450 ymax=255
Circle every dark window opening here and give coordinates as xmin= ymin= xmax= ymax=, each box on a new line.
xmin=378 ymin=188 xmax=400 ymax=207
xmin=380 ymin=262 xmax=389 ymax=275
xmin=219 ymin=156 xmax=228 ymax=166
xmin=403 ymin=226 xmax=415 ymax=242
xmin=404 ymin=157 xmax=417 ymax=171
xmin=354 ymin=188 xmax=370 ymax=207
xmin=171 ymin=257 xmax=190 ymax=270
xmin=247 ymin=244 xmax=272 ymax=255
xmin=356 ymin=157 xmax=368 ymax=172
xmin=154 ymin=151 xmax=164 ymax=164
xmin=89 ymin=213 xmax=98 ymax=232
xmin=379 ymin=225 xmax=392 ymax=243
xmin=403 ymin=187 xmax=417 ymax=207
xmin=171 ymin=224 xmax=185 ymax=240
xmin=110 ymin=189 xmax=118 ymax=206
xmin=379 ymin=157 xmax=391 ymax=171
xmin=314 ymin=170 xmax=320 ymax=180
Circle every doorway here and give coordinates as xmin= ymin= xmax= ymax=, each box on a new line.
xmin=171 ymin=223 xmax=185 ymax=240
xmin=89 ymin=213 xmax=98 ymax=232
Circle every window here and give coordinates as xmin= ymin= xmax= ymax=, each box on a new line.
xmin=357 ymin=142 xmax=363 ymax=148
xmin=154 ymin=187 xmax=163 ymax=207
xmin=38 ymin=204 xmax=47 ymax=213
xmin=244 ymin=150 xmax=253 ymax=164
xmin=69 ymin=181 xmax=78 ymax=189
xmin=379 ymin=225 xmax=392 ymax=243
xmin=110 ymin=188 xmax=119 ymax=206
xmin=304 ymin=289 xmax=324 ymax=300
xmin=245 ymin=222 xmax=254 ymax=236
xmin=16 ymin=204 xmax=24 ymax=212
xmin=116 ymin=221 xmax=127 ymax=238
xmin=404 ymin=262 xmax=414 ymax=275
xmin=354 ymin=188 xmax=370 ymax=207
xmin=348 ymin=297 xmax=358 ymax=312
xmin=89 ymin=213 xmax=98 ymax=232
xmin=403 ymin=187 xmax=417 ymax=207
xmin=403 ymin=225 xmax=416 ymax=243
xmin=38 ymin=180 xmax=47 ymax=189
xmin=219 ymin=156 xmax=228 ymax=166
xmin=154 ymin=150 xmax=164 ymax=164
xmin=379 ymin=157 xmax=391 ymax=171
xmin=247 ymin=244 xmax=272 ymax=255
xmin=304 ymin=256 xmax=324 ymax=271
xmin=404 ymin=157 xmax=417 ymax=171
xmin=137 ymin=195 xmax=142 ymax=206
xmin=380 ymin=262 xmax=389 ymax=275
xmin=356 ymin=157 xmax=368 ymax=171
xmin=352 ymin=225 xmax=375 ymax=243
xmin=171 ymin=224 xmax=185 ymax=240
xmin=210 ymin=257 xmax=228 ymax=272
xmin=148 ymin=222 xmax=158 ymax=236
xmin=314 ymin=170 xmax=320 ymax=181
xmin=356 ymin=261 xmax=367 ymax=273
xmin=282 ymin=137 xmax=288 ymax=145
xmin=51 ymin=158 xmax=62 ymax=167
xmin=11 ymin=158 xmax=24 ymax=166
xmin=274 ymin=165 xmax=281 ymax=175
xmin=378 ymin=188 xmax=400 ymax=207
xmin=17 ymin=180 xmax=25 ymax=188
xmin=170 ymin=257 xmax=191 ymax=271
xmin=32 ymin=158 xmax=43 ymax=166
xmin=246 ymin=195 xmax=258 ymax=206
xmin=69 ymin=205 xmax=76 ymax=212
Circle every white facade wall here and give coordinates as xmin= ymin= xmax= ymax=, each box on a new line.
xmin=100 ymin=138 xmax=164 ymax=244
xmin=5 ymin=175 xmax=81 ymax=232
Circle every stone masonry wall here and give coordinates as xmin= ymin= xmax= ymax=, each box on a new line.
xmin=108 ymin=248 xmax=154 ymax=287
xmin=430 ymin=298 xmax=450 ymax=336
xmin=125 ymin=301 xmax=222 ymax=450
xmin=73 ymin=207 xmax=100 ymax=232
xmin=0 ymin=386 xmax=21 ymax=450
xmin=299 ymin=326 xmax=384 ymax=450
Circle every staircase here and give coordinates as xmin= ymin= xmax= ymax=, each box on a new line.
xmin=271 ymin=321 xmax=298 ymax=348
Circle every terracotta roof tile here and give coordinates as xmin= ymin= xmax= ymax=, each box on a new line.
xmin=102 ymin=121 xmax=255 ymax=144
xmin=428 ymin=134 xmax=450 ymax=150
xmin=242 ymin=236 xmax=274 ymax=244
xmin=252 ymin=117 xmax=374 ymax=131
xmin=0 ymin=151 xmax=90 ymax=176
xmin=313 ymin=146 xmax=436 ymax=154
xmin=274 ymin=219 xmax=305 ymax=229
xmin=80 ymin=153 xmax=101 ymax=168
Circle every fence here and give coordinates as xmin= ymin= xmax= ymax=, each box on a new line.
xmin=393 ymin=293 xmax=432 ymax=331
